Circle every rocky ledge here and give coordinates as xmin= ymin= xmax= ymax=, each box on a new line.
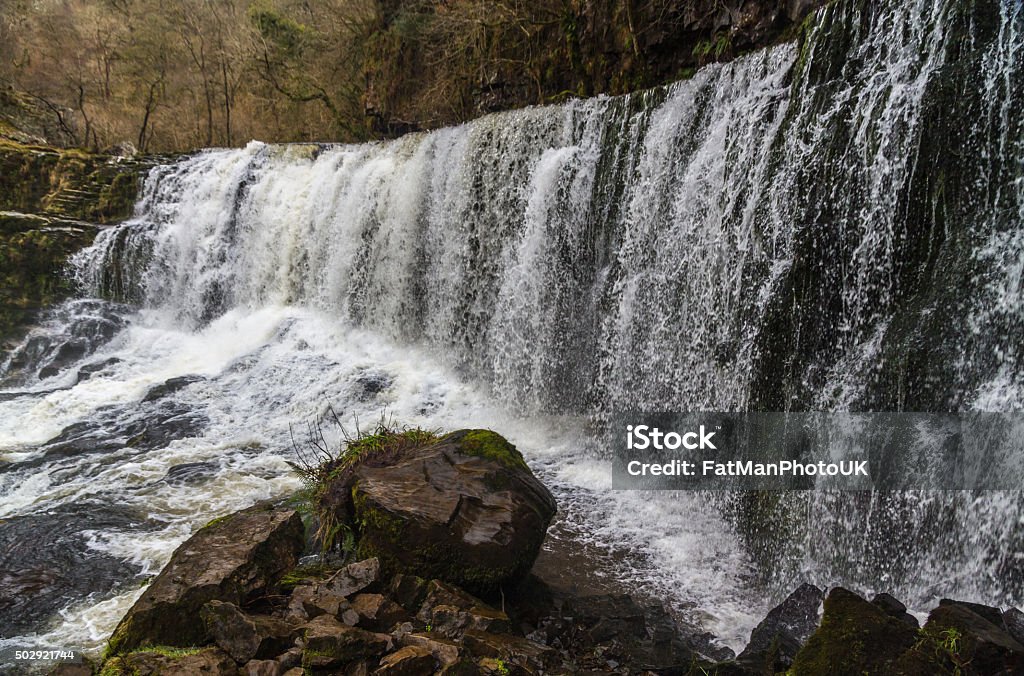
xmin=63 ymin=427 xmax=1024 ymax=675
xmin=0 ymin=140 xmax=151 ymax=353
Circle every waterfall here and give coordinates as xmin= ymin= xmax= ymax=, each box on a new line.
xmin=1 ymin=0 xmax=1022 ymax=658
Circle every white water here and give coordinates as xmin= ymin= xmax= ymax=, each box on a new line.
xmin=1 ymin=0 xmax=1023 ymax=662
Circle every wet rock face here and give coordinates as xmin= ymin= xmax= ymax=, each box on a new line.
xmin=106 ymin=504 xmax=304 ymax=655
xmin=736 ymin=583 xmax=823 ymax=672
xmin=780 ymin=588 xmax=1024 ymax=676
xmin=0 ymin=213 xmax=100 ymax=354
xmin=349 ymin=429 xmax=557 ymax=595
xmin=789 ymin=587 xmax=919 ymax=674
xmin=0 ymin=139 xmax=147 ymax=352
xmin=918 ymin=603 xmax=1024 ymax=675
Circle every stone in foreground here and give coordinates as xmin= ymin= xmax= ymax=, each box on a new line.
xmin=201 ymin=600 xmax=295 ymax=662
xmin=350 ymin=429 xmax=557 ymax=595
xmin=106 ymin=504 xmax=304 ymax=654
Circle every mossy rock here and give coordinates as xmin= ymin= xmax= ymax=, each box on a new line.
xmin=0 ymin=140 xmax=145 ymax=223
xmin=895 ymin=603 xmax=1024 ymax=675
xmin=789 ymin=587 xmax=919 ymax=675
xmin=0 ymin=212 xmax=100 ymax=351
xmin=104 ymin=504 xmax=304 ymax=657
xmin=99 ymin=646 xmax=236 ymax=675
xmin=341 ymin=429 xmax=556 ymax=596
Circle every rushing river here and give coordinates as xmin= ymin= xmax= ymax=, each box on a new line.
xmin=1 ymin=0 xmax=1022 ymax=663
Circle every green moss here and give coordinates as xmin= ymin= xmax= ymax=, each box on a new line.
xmin=98 ymin=657 xmax=128 ymax=676
xmin=294 ymin=422 xmax=439 ymax=553
xmin=99 ymin=646 xmax=205 ymax=675
xmin=443 ymin=429 xmax=529 ymax=471
xmin=790 ymin=588 xmax=918 ymax=675
xmin=129 ymin=645 xmax=203 ymax=658
xmin=0 ymin=139 xmax=143 ymax=223
xmin=201 ymin=513 xmax=232 ymax=530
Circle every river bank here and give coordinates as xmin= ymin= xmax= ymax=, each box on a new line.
xmin=40 ymin=428 xmax=1024 ymax=676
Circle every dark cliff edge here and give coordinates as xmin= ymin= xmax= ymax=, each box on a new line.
xmin=364 ymin=0 xmax=827 ymax=136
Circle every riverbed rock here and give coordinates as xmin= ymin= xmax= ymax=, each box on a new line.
xmin=101 ymin=647 xmax=238 ymax=675
xmin=323 ymin=557 xmax=382 ymax=597
xmin=300 ymin=614 xmax=392 ymax=669
xmin=373 ymin=645 xmax=436 ymax=675
xmin=871 ymin=592 xmax=919 ymax=627
xmin=389 ymin=573 xmax=429 ymax=612
xmin=917 ymin=603 xmax=1024 ymax=674
xmin=348 ymin=429 xmax=556 ymax=595
xmin=1003 ymin=607 xmax=1024 ymax=646
xmin=461 ymin=628 xmax=554 ymax=671
xmin=736 ymin=583 xmax=823 ymax=672
xmin=201 ymin=600 xmax=295 ymax=662
xmin=106 ymin=503 xmax=304 ymax=654
xmin=398 ymin=632 xmax=462 ymax=668
xmin=243 ymin=659 xmax=282 ymax=676
xmin=789 ymin=587 xmax=918 ymax=675
xmin=352 ymin=592 xmax=410 ymax=632
xmin=938 ymin=597 xmax=1005 ymax=627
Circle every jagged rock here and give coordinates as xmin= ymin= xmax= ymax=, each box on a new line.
xmin=349 ymin=429 xmax=556 ymax=594
xmin=286 ymin=584 xmax=317 ymax=621
xmin=1003 ymin=608 xmax=1024 ymax=646
xmin=201 ymin=600 xmax=295 ymax=663
xmin=872 ymin=592 xmax=918 ymax=627
xmin=389 ymin=573 xmax=429 ymax=612
xmin=422 ymin=604 xmax=512 ymax=639
xmin=142 ymin=374 xmax=205 ymax=402
xmin=282 ymin=669 xmax=303 ymax=676
xmin=415 ymin=579 xmax=509 ymax=637
xmin=519 ymin=587 xmax=699 ymax=672
xmin=301 ymin=614 xmax=392 ymax=669
xmin=276 ymin=647 xmax=302 ymax=672
xmin=736 ymin=583 xmax=823 ymax=672
xmin=243 ymin=659 xmax=281 ymax=676
xmin=351 ymin=592 xmax=410 ymax=632
xmin=321 ymin=557 xmax=382 ymax=597
xmin=399 ymin=633 xmax=462 ymax=668
xmin=106 ymin=504 xmax=304 ymax=654
xmin=918 ymin=603 xmax=1024 ymax=674
xmin=938 ymin=598 xmax=1004 ymax=627
xmin=790 ymin=587 xmax=918 ymax=675
xmin=417 ymin=579 xmax=484 ymax=613
xmin=373 ymin=645 xmax=436 ymax=675
xmin=462 ymin=629 xmax=554 ymax=671
xmin=346 ymin=660 xmax=372 ymax=675
xmin=101 ymin=647 xmax=238 ymax=675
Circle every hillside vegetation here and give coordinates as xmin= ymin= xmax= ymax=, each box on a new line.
xmin=0 ymin=0 xmax=820 ymax=152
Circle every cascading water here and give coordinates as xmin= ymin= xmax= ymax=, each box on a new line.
xmin=1 ymin=0 xmax=1022 ymax=661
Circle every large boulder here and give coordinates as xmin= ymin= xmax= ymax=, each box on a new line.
xmin=911 ymin=603 xmax=1024 ymax=675
xmin=736 ymin=583 xmax=823 ymax=672
xmin=789 ymin=587 xmax=918 ymax=675
xmin=347 ymin=429 xmax=556 ymax=595
xmin=106 ymin=503 xmax=304 ymax=655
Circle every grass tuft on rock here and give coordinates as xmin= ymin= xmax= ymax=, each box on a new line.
xmin=289 ymin=413 xmax=439 ymax=556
